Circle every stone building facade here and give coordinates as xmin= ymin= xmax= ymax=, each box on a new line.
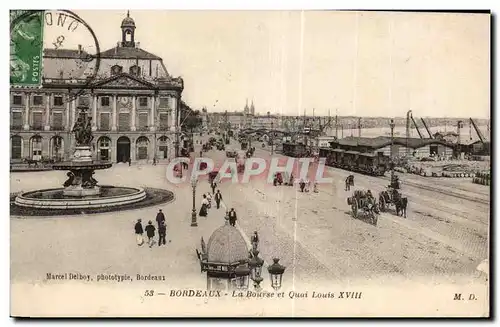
xmin=10 ymin=12 xmax=183 ymax=163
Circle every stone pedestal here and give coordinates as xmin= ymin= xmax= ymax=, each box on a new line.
xmin=63 ymin=185 xmax=101 ymax=197
xmin=72 ymin=146 xmax=93 ymax=162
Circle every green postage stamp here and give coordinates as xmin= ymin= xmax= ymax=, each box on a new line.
xmin=10 ymin=10 xmax=44 ymax=86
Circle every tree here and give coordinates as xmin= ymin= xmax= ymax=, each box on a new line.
xmin=179 ymin=100 xmax=202 ymax=132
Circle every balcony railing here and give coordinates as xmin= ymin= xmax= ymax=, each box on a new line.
xmin=10 ymin=125 xmax=23 ymax=130
xmin=51 ymin=126 xmax=65 ymax=131
xmin=99 ymin=126 xmax=111 ymax=131
xmin=32 ymin=125 xmax=43 ymax=131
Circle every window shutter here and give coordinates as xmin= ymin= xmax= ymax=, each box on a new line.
xmin=52 ymin=112 xmax=63 ymax=130
xmin=11 ymin=112 xmax=23 ymax=128
xmin=100 ymin=113 xmax=110 ymax=131
xmin=32 ymin=112 xmax=43 ymax=129
xmin=118 ymin=113 xmax=130 ymax=131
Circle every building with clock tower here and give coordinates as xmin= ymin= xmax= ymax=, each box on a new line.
xmin=10 ymin=11 xmax=183 ymax=164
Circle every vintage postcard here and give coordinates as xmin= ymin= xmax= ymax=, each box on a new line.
xmin=10 ymin=9 xmax=490 ymax=317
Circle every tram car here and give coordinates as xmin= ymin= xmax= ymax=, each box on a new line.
xmin=282 ymin=143 xmax=308 ymax=158
xmin=319 ymin=147 xmax=389 ymax=176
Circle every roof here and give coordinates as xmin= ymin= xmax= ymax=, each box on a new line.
xmin=207 ymin=222 xmax=248 ymax=264
xmin=44 ymin=49 xmax=83 ymax=59
xmin=336 ymin=136 xmax=451 ymax=149
xmin=98 ymin=46 xmax=161 ymax=60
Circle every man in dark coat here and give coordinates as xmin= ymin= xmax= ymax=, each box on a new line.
xmin=158 ymin=221 xmax=167 ymax=247
xmin=145 ymin=221 xmax=156 ymax=248
xmin=214 ymin=190 xmax=223 ymax=209
xmin=155 ymin=209 xmax=165 ymax=229
xmin=300 ymin=180 xmax=306 ymax=192
xmin=228 ymin=208 xmax=237 ymax=227
xmin=134 ymin=219 xmax=144 ymax=246
xmin=211 ymin=181 xmax=217 ymax=194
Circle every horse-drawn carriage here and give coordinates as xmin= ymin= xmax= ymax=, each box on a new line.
xmin=378 ymin=187 xmax=408 ymax=218
xmin=378 ymin=175 xmax=408 ymax=218
xmin=347 ymin=190 xmax=379 ymax=225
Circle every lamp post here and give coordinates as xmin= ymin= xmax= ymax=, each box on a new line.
xmin=248 ymin=249 xmax=264 ymax=291
xmin=267 ymin=258 xmax=286 ymax=291
xmin=270 ymin=122 xmax=274 ymax=155
xmin=389 ymin=119 xmax=395 ymax=185
xmin=190 ymin=177 xmax=198 ymax=227
xmin=234 ymin=260 xmax=251 ymax=290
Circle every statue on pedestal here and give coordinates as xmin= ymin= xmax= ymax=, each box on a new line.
xmin=72 ymin=107 xmax=94 ymax=146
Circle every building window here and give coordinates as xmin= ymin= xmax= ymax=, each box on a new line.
xmin=136 ymin=136 xmax=149 ymax=160
xmin=159 ymin=97 xmax=170 ymax=108
xmin=11 ymin=136 xmax=22 ymax=160
xmin=100 ymin=113 xmax=110 ymax=131
xmin=12 ymin=95 xmax=22 ymax=106
xmin=53 ymin=96 xmax=64 ymax=107
xmin=32 ymin=95 xmax=43 ymax=106
xmin=139 ymin=97 xmax=148 ymax=107
xmin=138 ymin=113 xmax=149 ymax=131
xmin=32 ymin=112 xmax=43 ymax=130
xmin=159 ymin=113 xmax=169 ymax=131
xmin=52 ymin=112 xmax=64 ymax=130
xmin=11 ymin=112 xmax=23 ymax=129
xmin=100 ymin=96 xmax=110 ymax=107
xmin=129 ymin=65 xmax=141 ymax=76
xmin=118 ymin=113 xmax=130 ymax=131
xmin=111 ymin=65 xmax=123 ymax=75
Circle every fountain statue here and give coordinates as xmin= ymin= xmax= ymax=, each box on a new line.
xmin=52 ymin=105 xmax=112 ymax=197
xmin=13 ymin=104 xmax=156 ymax=212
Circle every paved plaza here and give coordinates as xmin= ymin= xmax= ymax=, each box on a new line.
xmin=11 ymin=138 xmax=490 ymax=294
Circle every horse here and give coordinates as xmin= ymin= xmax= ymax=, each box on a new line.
xmin=395 ymin=197 xmax=408 ymax=218
xmin=345 ymin=175 xmax=354 ymax=191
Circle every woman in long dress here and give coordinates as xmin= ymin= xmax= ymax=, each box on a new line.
xmin=199 ymin=194 xmax=209 ymax=217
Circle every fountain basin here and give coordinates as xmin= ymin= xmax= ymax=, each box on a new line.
xmin=14 ymin=186 xmax=146 ymax=210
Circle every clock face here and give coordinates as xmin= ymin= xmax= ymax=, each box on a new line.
xmin=119 ymin=97 xmax=129 ymax=105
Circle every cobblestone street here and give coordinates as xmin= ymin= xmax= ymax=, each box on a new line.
xmin=11 ymin=139 xmax=490 ymax=291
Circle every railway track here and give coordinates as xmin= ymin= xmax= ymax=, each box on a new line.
xmin=378 ymin=176 xmax=490 ymax=206
xmin=253 ymin=147 xmax=490 ymax=206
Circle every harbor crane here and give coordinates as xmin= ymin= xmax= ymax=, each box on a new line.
xmin=420 ymin=118 xmax=433 ymax=139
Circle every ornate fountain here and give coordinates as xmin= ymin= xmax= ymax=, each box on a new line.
xmin=14 ymin=105 xmax=149 ymax=211
xmin=53 ymin=105 xmax=112 ymax=197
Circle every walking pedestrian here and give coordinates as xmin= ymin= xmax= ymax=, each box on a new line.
xmin=199 ymin=194 xmax=209 ymax=217
xmin=134 ymin=219 xmax=144 ymax=246
xmin=313 ymin=181 xmax=319 ymax=193
xmin=155 ymin=209 xmax=165 ymax=229
xmin=251 ymin=231 xmax=259 ymax=251
xmin=128 ymin=157 xmax=132 ymax=166
xmin=228 ymin=208 xmax=237 ymax=227
xmin=158 ymin=221 xmax=167 ymax=247
xmin=299 ymin=179 xmax=306 ymax=192
xmin=214 ymin=190 xmax=223 ymax=209
xmin=145 ymin=221 xmax=156 ymax=248
xmin=211 ymin=181 xmax=217 ymax=194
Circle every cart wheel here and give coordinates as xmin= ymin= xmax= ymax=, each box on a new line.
xmin=351 ymin=198 xmax=358 ymax=218
xmin=379 ymin=195 xmax=386 ymax=212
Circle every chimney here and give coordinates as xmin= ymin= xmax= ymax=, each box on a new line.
xmin=78 ymin=44 xmax=82 ymax=54
xmin=136 ymin=42 xmax=140 ymax=49
xmin=115 ymin=44 xmax=118 ymax=55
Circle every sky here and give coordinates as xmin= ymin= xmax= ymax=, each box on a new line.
xmin=51 ymin=10 xmax=490 ymax=118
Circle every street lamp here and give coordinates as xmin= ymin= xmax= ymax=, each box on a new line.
xmin=270 ymin=122 xmax=274 ymax=155
xmin=389 ymin=119 xmax=396 ymax=185
xmin=234 ymin=260 xmax=251 ymax=290
xmin=248 ymin=249 xmax=264 ymax=290
xmin=267 ymin=258 xmax=286 ymax=291
xmin=190 ymin=177 xmax=198 ymax=227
